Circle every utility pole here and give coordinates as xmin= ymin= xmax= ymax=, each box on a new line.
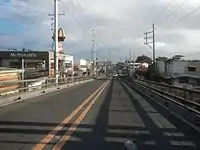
xmin=50 ymin=0 xmax=66 ymax=84
xmin=49 ymin=17 xmax=54 ymax=52
xmin=144 ymin=23 xmax=156 ymax=70
xmin=152 ymin=24 xmax=155 ymax=65
xmin=91 ymin=29 xmax=96 ymax=76
xmin=54 ymin=0 xmax=59 ymax=85
xmin=49 ymin=13 xmax=65 ymax=52
xmin=129 ymin=48 xmax=132 ymax=77
xmin=129 ymin=48 xmax=132 ymax=62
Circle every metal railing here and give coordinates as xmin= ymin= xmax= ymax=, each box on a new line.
xmin=124 ymin=78 xmax=200 ymax=128
xmin=0 ymin=76 xmax=93 ymax=97
xmin=134 ymin=79 xmax=200 ymax=104
xmin=23 ymin=69 xmax=49 ymax=79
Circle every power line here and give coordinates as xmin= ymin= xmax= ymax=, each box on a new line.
xmin=60 ymin=0 xmax=82 ymax=27
xmin=176 ymin=6 xmax=200 ymax=23
xmin=144 ymin=24 xmax=156 ymax=69
xmin=74 ymin=0 xmax=81 ymax=7
xmin=165 ymin=0 xmax=188 ymax=21
xmin=60 ymin=0 xmax=92 ymax=46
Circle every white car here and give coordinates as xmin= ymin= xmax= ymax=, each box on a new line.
xmin=113 ymin=74 xmax=118 ymax=77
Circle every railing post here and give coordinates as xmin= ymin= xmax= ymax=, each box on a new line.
xmin=25 ymin=81 xmax=28 ymax=92
xmin=64 ymin=76 xmax=66 ymax=84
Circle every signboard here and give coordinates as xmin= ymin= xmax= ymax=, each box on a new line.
xmin=49 ymin=52 xmax=64 ymax=61
xmin=64 ymin=55 xmax=73 ymax=64
xmin=0 ymin=51 xmax=49 ymax=59
xmin=49 ymin=52 xmax=54 ymax=60
xmin=58 ymin=42 xmax=63 ymax=53
xmin=58 ymin=53 xmax=64 ymax=60
xmin=10 ymin=52 xmax=37 ymax=58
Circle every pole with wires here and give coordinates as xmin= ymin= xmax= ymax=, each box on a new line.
xmin=54 ymin=0 xmax=59 ymax=85
xmin=51 ymin=0 xmax=66 ymax=84
xmin=48 ymin=12 xmax=65 ymax=53
xmin=91 ymin=29 xmax=96 ymax=77
xmin=152 ymin=23 xmax=155 ymax=65
xmin=144 ymin=23 xmax=156 ymax=70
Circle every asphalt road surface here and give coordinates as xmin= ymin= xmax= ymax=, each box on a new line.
xmin=0 ymin=77 xmax=199 ymax=150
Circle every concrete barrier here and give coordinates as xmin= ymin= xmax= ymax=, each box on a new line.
xmin=0 ymin=79 xmax=94 ymax=107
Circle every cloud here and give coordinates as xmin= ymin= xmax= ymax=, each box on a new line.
xmin=0 ymin=0 xmax=200 ymax=62
xmin=0 ymin=35 xmax=23 ymax=48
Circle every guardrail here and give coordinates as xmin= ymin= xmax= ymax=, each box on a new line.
xmin=0 ymin=76 xmax=92 ymax=96
xmin=123 ymin=78 xmax=200 ymax=129
xmin=134 ymin=79 xmax=200 ymax=104
xmin=23 ymin=69 xmax=49 ymax=79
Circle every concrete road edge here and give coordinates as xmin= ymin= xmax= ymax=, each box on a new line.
xmin=0 ymin=79 xmax=94 ymax=107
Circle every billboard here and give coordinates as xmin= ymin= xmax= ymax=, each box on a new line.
xmin=58 ymin=42 xmax=63 ymax=53
xmin=0 ymin=51 xmax=49 ymax=58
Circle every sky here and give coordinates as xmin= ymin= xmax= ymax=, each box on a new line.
xmin=0 ymin=0 xmax=200 ymax=62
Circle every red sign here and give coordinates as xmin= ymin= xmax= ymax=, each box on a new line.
xmin=58 ymin=42 xmax=63 ymax=53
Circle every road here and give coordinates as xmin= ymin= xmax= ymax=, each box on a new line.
xmin=0 ymin=77 xmax=199 ymax=150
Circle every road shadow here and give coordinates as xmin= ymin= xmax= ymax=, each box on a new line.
xmin=0 ymin=79 xmax=199 ymax=150
xmin=96 ymin=78 xmax=109 ymax=81
xmin=119 ymin=80 xmax=200 ymax=150
xmin=62 ymin=79 xmax=199 ymax=150
xmin=124 ymin=79 xmax=200 ymax=144
xmin=62 ymin=78 xmax=120 ymax=150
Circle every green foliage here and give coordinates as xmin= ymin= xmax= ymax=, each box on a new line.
xmin=144 ymin=63 xmax=159 ymax=81
xmin=156 ymin=56 xmax=168 ymax=61
xmin=135 ymin=55 xmax=152 ymax=64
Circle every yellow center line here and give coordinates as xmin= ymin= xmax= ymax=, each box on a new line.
xmin=52 ymin=80 xmax=110 ymax=150
xmin=32 ymin=80 xmax=109 ymax=150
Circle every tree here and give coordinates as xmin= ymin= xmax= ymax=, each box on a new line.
xmin=22 ymin=48 xmax=26 ymax=51
xmin=135 ymin=55 xmax=152 ymax=64
xmin=144 ymin=63 xmax=160 ymax=81
xmin=156 ymin=56 xmax=168 ymax=61
xmin=172 ymin=55 xmax=184 ymax=60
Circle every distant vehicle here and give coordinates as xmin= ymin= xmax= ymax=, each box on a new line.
xmin=113 ymin=74 xmax=118 ymax=77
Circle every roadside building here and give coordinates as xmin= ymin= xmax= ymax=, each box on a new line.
xmin=156 ymin=58 xmax=200 ymax=89
xmin=79 ymin=59 xmax=87 ymax=75
xmin=63 ymin=54 xmax=74 ymax=76
xmin=0 ymin=50 xmax=64 ymax=79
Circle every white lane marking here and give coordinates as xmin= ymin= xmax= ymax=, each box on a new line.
xmin=54 ymin=135 xmax=61 ymax=140
xmin=124 ymin=140 xmax=137 ymax=150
